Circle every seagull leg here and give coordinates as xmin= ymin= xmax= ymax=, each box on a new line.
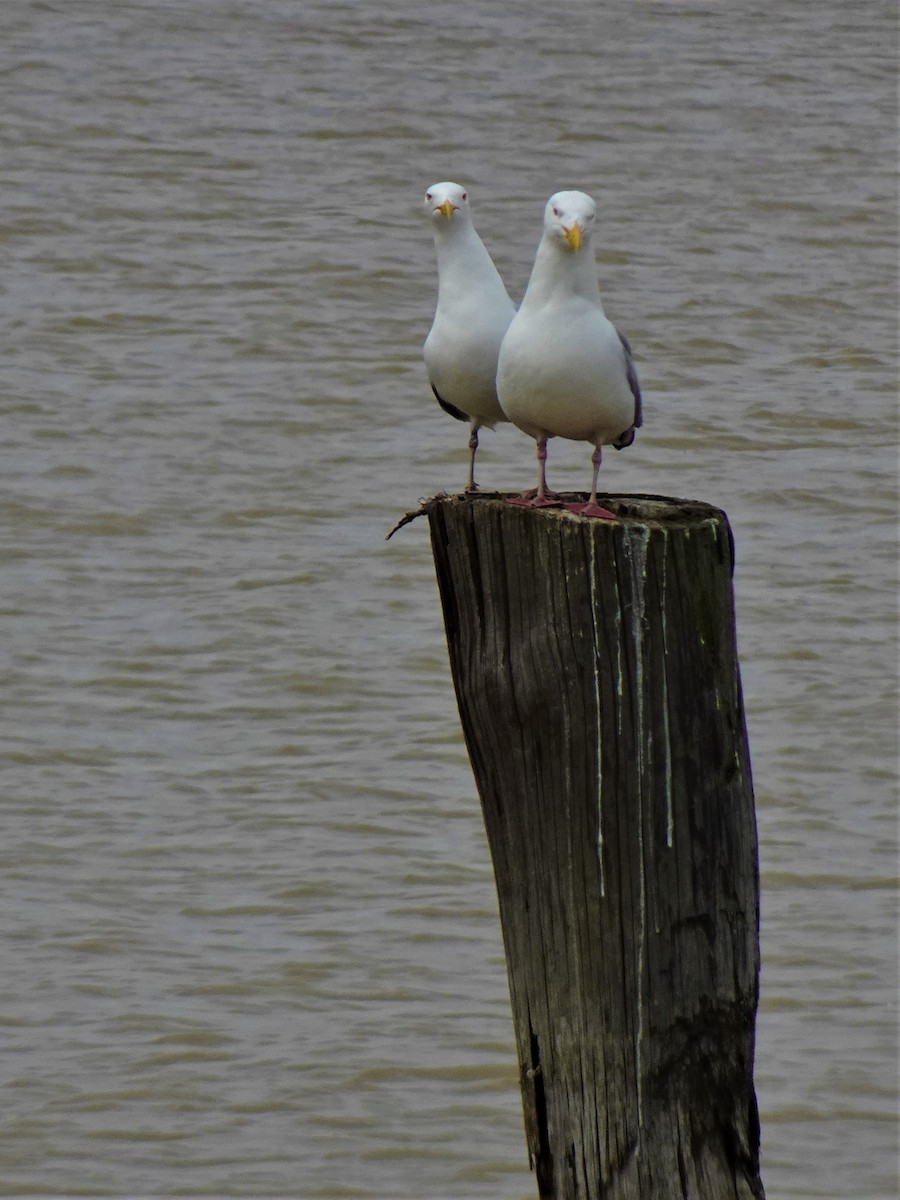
xmin=533 ymin=437 xmax=561 ymax=505
xmin=507 ymin=437 xmax=562 ymax=508
xmin=564 ymin=445 xmax=617 ymax=519
xmin=537 ymin=438 xmax=549 ymax=497
xmin=464 ymin=423 xmax=480 ymax=492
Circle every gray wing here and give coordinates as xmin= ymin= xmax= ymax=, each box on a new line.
xmin=612 ymin=327 xmax=642 ymax=449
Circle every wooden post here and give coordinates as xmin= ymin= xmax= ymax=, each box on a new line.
xmin=425 ymin=493 xmax=764 ymax=1200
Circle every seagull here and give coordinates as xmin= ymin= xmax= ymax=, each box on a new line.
xmin=496 ymin=190 xmax=642 ymax=518
xmin=423 ymin=182 xmax=516 ymax=492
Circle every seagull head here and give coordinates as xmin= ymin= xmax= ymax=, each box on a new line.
xmin=425 ymin=181 xmax=471 ymax=225
xmin=544 ymin=190 xmax=596 ymax=253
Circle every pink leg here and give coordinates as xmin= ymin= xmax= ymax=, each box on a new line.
xmin=533 ymin=438 xmax=559 ymax=505
xmin=507 ymin=437 xmax=562 ymax=508
xmin=589 ymin=444 xmax=602 ymax=504
xmin=464 ymin=423 xmax=480 ymax=492
xmin=563 ymin=445 xmax=617 ymax=519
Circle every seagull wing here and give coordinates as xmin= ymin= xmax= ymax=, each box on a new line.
xmin=431 ymin=383 xmax=468 ymax=423
xmin=612 ymin=327 xmax=643 ymax=448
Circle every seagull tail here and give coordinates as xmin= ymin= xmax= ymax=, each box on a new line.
xmin=612 ymin=426 xmax=636 ymax=450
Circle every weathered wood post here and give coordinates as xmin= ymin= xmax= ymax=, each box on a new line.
xmin=424 ymin=492 xmax=764 ymax=1200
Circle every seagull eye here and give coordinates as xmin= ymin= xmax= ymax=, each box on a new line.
xmin=426 ymin=192 xmax=433 ymax=201
xmin=461 ymin=192 xmax=467 ymax=200
xmin=552 ymin=206 xmax=561 ymax=218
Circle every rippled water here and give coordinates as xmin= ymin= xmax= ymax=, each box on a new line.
xmin=2 ymin=2 xmax=896 ymax=1197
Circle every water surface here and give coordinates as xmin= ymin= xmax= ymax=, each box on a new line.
xmin=1 ymin=2 xmax=896 ymax=1196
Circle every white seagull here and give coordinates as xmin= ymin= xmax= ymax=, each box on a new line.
xmin=496 ymin=189 xmax=642 ymax=518
xmin=423 ymin=182 xmax=516 ymax=491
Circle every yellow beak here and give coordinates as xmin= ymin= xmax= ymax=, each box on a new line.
xmin=438 ymin=199 xmax=456 ymax=218
xmin=564 ymin=224 xmax=583 ymax=251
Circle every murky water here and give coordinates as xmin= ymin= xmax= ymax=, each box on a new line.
xmin=1 ymin=1 xmax=896 ymax=1196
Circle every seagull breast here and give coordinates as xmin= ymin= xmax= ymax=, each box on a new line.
xmin=497 ymin=190 xmax=639 ymax=447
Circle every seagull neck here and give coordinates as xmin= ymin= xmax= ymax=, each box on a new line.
xmin=524 ymin=238 xmax=606 ymax=310
xmin=434 ymin=224 xmax=495 ymax=290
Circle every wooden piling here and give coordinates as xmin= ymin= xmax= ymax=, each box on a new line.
xmin=425 ymin=492 xmax=764 ymax=1200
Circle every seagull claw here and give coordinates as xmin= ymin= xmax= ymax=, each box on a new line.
xmin=563 ymin=501 xmax=617 ymax=520
xmin=505 ymin=495 xmax=563 ymax=509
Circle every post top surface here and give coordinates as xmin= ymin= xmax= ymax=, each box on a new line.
xmin=386 ymin=492 xmax=733 ymax=543
xmin=430 ymin=492 xmax=729 ymax=529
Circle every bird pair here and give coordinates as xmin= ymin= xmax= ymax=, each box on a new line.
xmin=423 ymin=183 xmax=642 ymax=519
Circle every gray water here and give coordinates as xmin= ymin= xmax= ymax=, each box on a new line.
xmin=1 ymin=1 xmax=897 ymax=1196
